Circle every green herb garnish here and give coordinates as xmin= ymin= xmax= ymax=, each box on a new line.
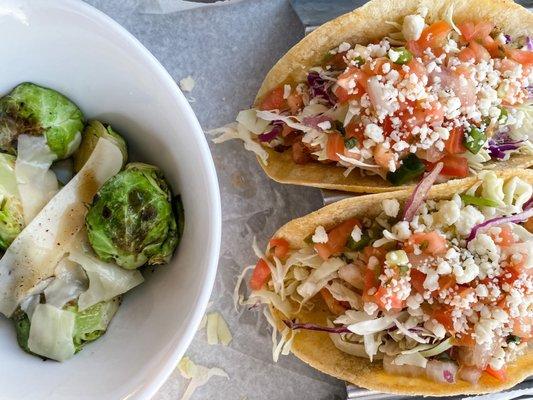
xmin=387 ymin=154 xmax=426 ymax=186
xmin=464 ymin=126 xmax=487 ymax=154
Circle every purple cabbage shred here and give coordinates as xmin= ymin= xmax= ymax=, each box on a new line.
xmin=258 ymin=120 xmax=283 ymax=142
xmin=283 ymin=320 xmax=350 ymax=334
xmin=307 ymin=71 xmax=335 ymax=106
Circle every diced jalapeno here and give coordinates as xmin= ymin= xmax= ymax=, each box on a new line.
xmin=506 ymin=335 xmax=521 ymax=345
xmin=387 ymin=154 xmax=425 ymax=185
xmin=463 ymin=126 xmax=487 ymax=154
xmin=334 ymin=120 xmax=346 ymax=136
xmin=498 ymin=107 xmax=508 ymax=124
xmin=460 ymin=194 xmax=499 ymax=208
xmin=389 ymin=47 xmax=413 ymax=65
xmin=344 ymin=137 xmax=358 ymax=149
xmin=352 ymin=56 xmax=365 ymax=66
xmin=346 ymin=233 xmax=371 ymax=251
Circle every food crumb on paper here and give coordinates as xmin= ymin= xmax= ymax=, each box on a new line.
xmin=178 ymin=356 xmax=229 ymax=400
xmin=206 ymin=311 xmax=233 ymax=346
xmin=179 ymin=76 xmax=196 ymax=92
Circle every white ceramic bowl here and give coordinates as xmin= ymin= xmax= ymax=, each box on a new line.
xmin=0 ymin=1 xmax=221 ymax=399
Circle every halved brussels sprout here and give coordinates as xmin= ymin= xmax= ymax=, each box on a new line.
xmin=73 ymin=120 xmax=128 ymax=172
xmin=0 ymin=82 xmax=84 ymax=159
xmin=13 ymin=298 xmax=120 ymax=357
xmin=0 ymin=153 xmax=24 ymax=249
xmin=85 ymin=163 xmax=179 ymax=269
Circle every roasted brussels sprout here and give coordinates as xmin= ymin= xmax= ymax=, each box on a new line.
xmin=73 ymin=120 xmax=128 ymax=172
xmin=85 ymin=163 xmax=179 ymax=269
xmin=13 ymin=298 xmax=119 ymax=356
xmin=0 ymin=82 xmax=84 ymax=159
xmin=0 ymin=153 xmax=24 ymax=249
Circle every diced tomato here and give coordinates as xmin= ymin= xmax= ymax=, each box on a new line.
xmin=432 ymin=305 xmax=455 ymax=332
xmin=482 ymin=35 xmax=500 ymax=57
xmin=485 ymin=366 xmax=508 ymax=382
xmin=525 ymin=217 xmax=533 ymax=233
xmin=292 ymin=142 xmax=313 ymax=164
xmin=512 ymin=316 xmax=532 ymax=339
xmin=326 ymin=51 xmax=348 ymax=69
xmin=458 ymin=46 xmax=476 ymax=62
xmin=259 ymin=86 xmax=286 ymax=111
xmin=505 ymin=46 xmax=533 ymax=66
xmin=445 ymin=126 xmax=467 ymax=154
xmin=249 ymin=258 xmax=271 ymax=290
xmin=286 ymin=92 xmax=303 ymax=114
xmin=406 ymin=231 xmax=448 ymax=256
xmin=345 ymin=120 xmax=365 ymax=143
xmin=491 ymin=225 xmax=515 ymax=247
xmin=454 ymin=332 xmax=476 ymax=347
xmin=314 ymin=218 xmax=362 ymax=260
xmin=407 ymin=21 xmax=451 ymax=56
xmin=320 ymin=288 xmax=348 ymax=315
xmin=269 ymin=237 xmax=290 ymax=260
xmin=362 ymin=246 xmax=387 ymax=264
xmin=458 ymin=21 xmax=494 ymax=41
xmin=458 ymin=42 xmax=491 ymax=63
xmin=369 ymin=286 xmax=405 ymax=311
xmin=334 ymin=86 xmax=353 ymax=104
xmin=458 ymin=21 xmax=475 ymax=41
xmin=337 ymin=67 xmax=368 ymax=97
xmin=326 ymin=132 xmax=346 ymax=162
xmin=439 ymin=275 xmax=456 ymax=291
xmin=362 ymin=57 xmax=390 ymax=75
xmin=406 ymin=59 xmax=426 ymax=78
xmin=439 ymin=155 xmax=469 ymax=178
xmin=373 ymin=143 xmax=395 ymax=169
xmin=410 ymin=269 xmax=427 ymax=293
xmin=471 ymin=42 xmax=491 ymax=62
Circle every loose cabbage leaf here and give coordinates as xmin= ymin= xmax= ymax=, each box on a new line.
xmin=69 ymin=245 xmax=143 ymax=311
xmin=27 ymin=303 xmax=76 ymax=362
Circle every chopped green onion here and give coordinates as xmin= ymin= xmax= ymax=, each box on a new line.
xmin=387 ymin=154 xmax=425 ymax=185
xmin=460 ymin=194 xmax=499 ymax=208
xmin=498 ymin=107 xmax=508 ymax=124
xmin=344 ymin=137 xmax=358 ymax=149
xmin=389 ymin=47 xmax=413 ymax=65
xmin=346 ymin=233 xmax=371 ymax=251
xmin=463 ymin=126 xmax=487 ymax=154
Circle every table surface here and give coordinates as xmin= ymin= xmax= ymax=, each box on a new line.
xmin=84 ymin=0 xmax=346 ymax=399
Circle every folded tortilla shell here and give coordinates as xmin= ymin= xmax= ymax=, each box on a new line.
xmin=268 ymin=168 xmax=533 ymax=395
xmin=254 ymin=0 xmax=533 ymax=193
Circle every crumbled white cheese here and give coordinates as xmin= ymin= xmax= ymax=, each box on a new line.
xmin=312 ymin=226 xmax=328 ymax=243
xmin=179 ymin=76 xmax=196 ymax=92
xmin=364 ymin=123 xmax=384 ymax=143
xmin=382 ymin=199 xmax=400 ymax=218
xmin=402 ymin=14 xmax=425 ymax=41
xmin=351 ymin=225 xmax=362 ymax=242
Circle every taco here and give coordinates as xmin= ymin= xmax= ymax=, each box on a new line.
xmin=213 ymin=0 xmax=533 ymax=193
xmin=239 ymin=168 xmax=533 ymax=395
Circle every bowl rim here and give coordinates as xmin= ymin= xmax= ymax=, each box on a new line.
xmin=26 ymin=0 xmax=222 ymax=398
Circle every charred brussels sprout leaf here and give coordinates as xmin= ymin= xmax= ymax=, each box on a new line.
xmin=86 ymin=163 xmax=179 ymax=269
xmin=0 ymin=82 xmax=84 ymax=159
xmin=13 ymin=298 xmax=120 ymax=357
xmin=13 ymin=308 xmax=31 ymax=354
xmin=65 ymin=298 xmax=120 ymax=352
xmin=0 ymin=153 xmax=24 ymax=249
xmin=74 ymin=120 xmax=128 ymax=172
